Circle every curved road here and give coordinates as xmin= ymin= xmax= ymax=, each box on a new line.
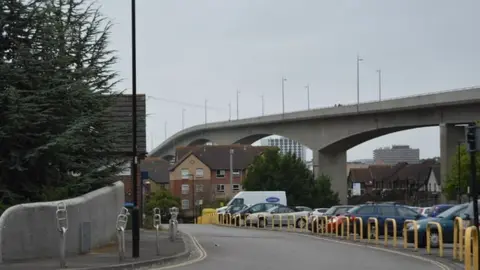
xmin=167 ymin=225 xmax=448 ymax=270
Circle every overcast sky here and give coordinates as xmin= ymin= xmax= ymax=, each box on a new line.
xmin=95 ymin=0 xmax=479 ymax=161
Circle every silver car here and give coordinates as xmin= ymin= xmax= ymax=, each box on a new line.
xmin=247 ymin=205 xmax=310 ymax=228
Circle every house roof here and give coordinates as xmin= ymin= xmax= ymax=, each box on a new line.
xmin=170 ymin=145 xmax=271 ymax=171
xmin=430 ymin=166 xmax=441 ymax=185
xmin=140 ymin=157 xmax=170 ymax=184
xmin=348 ymin=168 xmax=372 ymax=183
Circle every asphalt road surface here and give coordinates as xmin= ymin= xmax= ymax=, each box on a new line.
xmin=165 ymin=225 xmax=449 ymax=270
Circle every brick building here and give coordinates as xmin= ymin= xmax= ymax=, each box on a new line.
xmin=169 ymin=145 xmax=269 ymax=216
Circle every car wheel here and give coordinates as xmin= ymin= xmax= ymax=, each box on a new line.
xmin=430 ymin=231 xmax=440 ymax=248
xmin=296 ymin=218 xmax=307 ymax=229
xmin=259 ymin=218 xmax=265 ymax=228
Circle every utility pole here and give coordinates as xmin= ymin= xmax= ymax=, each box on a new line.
xmin=305 ymin=84 xmax=310 ymax=110
xmin=261 ymin=95 xmax=264 ymax=116
xmin=182 ymin=108 xmax=185 ymax=129
xmin=377 ymin=69 xmax=382 ymax=101
xmin=228 ymin=102 xmax=231 ymax=121
xmin=356 ymin=54 xmax=363 ymax=112
xmin=236 ymin=90 xmax=240 ymax=120
xmin=130 ymin=0 xmax=140 ymax=258
xmin=229 ymin=149 xmax=234 ymax=196
xmin=282 ymin=77 xmax=287 ymax=116
xmin=457 ymin=141 xmax=462 ymax=203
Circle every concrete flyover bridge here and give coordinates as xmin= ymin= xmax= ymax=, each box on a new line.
xmin=150 ymin=86 xmax=480 ymax=203
xmin=176 ymin=224 xmax=450 ymax=270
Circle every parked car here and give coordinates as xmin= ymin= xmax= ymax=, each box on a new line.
xmin=308 ymin=205 xmax=353 ymax=232
xmin=295 ymin=206 xmax=313 ymax=212
xmin=313 ymin=208 xmax=329 ymax=215
xmin=233 ymin=202 xmax=283 ymax=226
xmin=417 ymin=207 xmax=433 ymax=217
xmin=428 ymin=204 xmax=454 ymax=217
xmin=405 ymin=203 xmax=468 ymax=248
xmin=342 ymin=203 xmax=426 ymax=238
xmin=246 ymin=205 xmax=310 ymax=228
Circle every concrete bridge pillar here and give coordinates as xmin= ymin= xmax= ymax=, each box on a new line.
xmin=313 ymin=150 xmax=347 ymax=204
xmin=440 ymin=124 xmax=465 ymax=199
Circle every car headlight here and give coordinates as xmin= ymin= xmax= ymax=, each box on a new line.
xmin=407 ymin=223 xmax=420 ymax=230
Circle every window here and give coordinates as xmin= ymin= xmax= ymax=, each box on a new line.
xmin=378 ymin=206 xmax=396 ymax=216
xmin=181 ymin=184 xmax=189 ymax=194
xmin=216 ymin=170 xmax=225 ymax=178
xmin=397 ymin=207 xmax=418 ymax=218
xmin=195 ymin=168 xmax=204 ymax=178
xmin=216 ymin=184 xmax=225 ymax=192
xmin=181 ymin=169 xmax=190 ymax=179
xmin=232 ymin=184 xmax=240 ymax=191
xmin=181 ymin=199 xmax=189 ymax=209
xmin=230 ymin=198 xmax=244 ymax=205
xmin=195 ymin=184 xmax=203 ymax=192
xmin=233 ymin=169 xmax=241 ymax=177
xmin=248 ymin=204 xmax=264 ymax=212
xmin=356 ymin=206 xmax=375 ymax=214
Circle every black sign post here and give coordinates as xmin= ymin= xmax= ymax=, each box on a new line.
xmin=466 ymin=123 xmax=479 ymax=267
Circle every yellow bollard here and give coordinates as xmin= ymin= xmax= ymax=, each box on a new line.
xmin=453 ymin=217 xmax=464 ymax=261
xmin=403 ymin=219 xmax=418 ymax=251
xmin=353 ymin=217 xmax=363 ymax=241
xmin=219 ymin=213 xmax=224 ymax=225
xmin=367 ymin=217 xmax=379 ymax=245
xmin=426 ymin=221 xmax=444 ymax=257
xmin=287 ymin=214 xmax=296 ymax=231
xmin=465 ymin=226 xmax=479 ymax=270
xmin=318 ymin=216 xmax=328 ymax=235
xmin=339 ymin=216 xmax=351 ymax=240
xmin=226 ymin=213 xmax=232 ymax=226
xmin=384 ymin=218 xmax=397 ymax=248
xmin=301 ymin=216 xmax=308 ymax=232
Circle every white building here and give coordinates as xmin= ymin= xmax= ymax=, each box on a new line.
xmin=373 ymin=145 xmax=420 ymax=165
xmin=260 ymin=136 xmax=307 ymax=162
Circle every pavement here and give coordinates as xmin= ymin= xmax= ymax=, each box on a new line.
xmin=171 ymin=224 xmax=458 ymax=270
xmin=0 ymin=229 xmax=187 ymax=270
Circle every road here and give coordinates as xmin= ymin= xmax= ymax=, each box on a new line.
xmin=167 ymin=225 xmax=449 ymax=270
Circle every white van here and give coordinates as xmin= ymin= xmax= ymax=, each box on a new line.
xmin=216 ymin=191 xmax=287 ymax=214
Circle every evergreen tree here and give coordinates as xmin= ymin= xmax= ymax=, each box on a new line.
xmin=243 ymin=148 xmax=339 ymax=207
xmin=443 ymin=144 xmax=480 ymax=200
xmin=0 ymin=0 xmax=128 ymax=206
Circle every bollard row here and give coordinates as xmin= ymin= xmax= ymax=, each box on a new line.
xmin=210 ymin=212 xmax=479 ymax=270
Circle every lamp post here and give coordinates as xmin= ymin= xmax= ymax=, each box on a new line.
xmin=261 ymin=95 xmax=264 ymax=116
xmin=457 ymin=141 xmax=462 ymax=203
xmin=236 ymin=90 xmax=240 ymax=120
xmin=189 ymin=174 xmax=196 ymax=224
xmin=130 ymin=0 xmax=140 ymax=258
xmin=182 ymin=108 xmax=185 ymax=129
xmin=282 ymin=76 xmax=287 ymax=116
xmin=376 ymin=69 xmax=382 ymax=101
xmin=305 ymin=84 xmax=310 ymax=110
xmin=356 ymin=54 xmax=363 ymax=112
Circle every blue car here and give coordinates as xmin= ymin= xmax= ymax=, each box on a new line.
xmin=345 ymin=203 xmax=426 ymax=238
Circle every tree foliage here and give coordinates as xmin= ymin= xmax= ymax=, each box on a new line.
xmin=242 ymin=148 xmax=339 ymax=207
xmin=0 ymin=0 xmax=129 ymax=207
xmin=144 ymin=188 xmax=181 ymax=216
xmin=443 ymin=144 xmax=480 ymax=200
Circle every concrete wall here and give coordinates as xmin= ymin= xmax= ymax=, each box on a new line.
xmin=0 ymin=181 xmax=124 ymax=263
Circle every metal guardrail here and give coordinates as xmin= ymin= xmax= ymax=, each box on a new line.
xmin=116 ymin=207 xmax=129 ymax=262
xmin=338 ymin=216 xmax=350 ymax=240
xmin=287 ymin=214 xmax=296 ymax=231
xmin=384 ymin=218 xmax=397 ymax=248
xmin=56 ymin=202 xmax=68 ymax=268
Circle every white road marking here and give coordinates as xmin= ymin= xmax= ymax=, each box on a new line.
xmin=151 ymin=232 xmax=207 ymax=270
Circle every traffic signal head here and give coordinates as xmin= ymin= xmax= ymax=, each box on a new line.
xmin=465 ymin=124 xmax=479 ymax=152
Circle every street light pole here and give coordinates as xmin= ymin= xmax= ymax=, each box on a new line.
xmin=356 ymin=54 xmax=363 ymax=112
xmin=377 ymin=69 xmax=382 ymax=101
xmin=305 ymin=84 xmax=310 ymax=110
xmin=229 ymin=149 xmax=234 ymax=196
xmin=228 ymin=102 xmax=231 ymax=121
xmin=130 ymin=0 xmax=140 ymax=258
xmin=282 ymin=77 xmax=284 ymax=115
xmin=190 ymin=174 xmax=196 ymax=224
xmin=164 ymin=121 xmax=167 ymax=140
xmin=236 ymin=90 xmax=240 ymax=120
xmin=457 ymin=141 xmax=462 ymax=203
xmin=204 ymin=99 xmax=207 ymax=125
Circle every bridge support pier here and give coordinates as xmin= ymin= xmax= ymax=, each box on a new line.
xmin=313 ymin=150 xmax=347 ymax=204
xmin=440 ymin=123 xmax=465 ymax=202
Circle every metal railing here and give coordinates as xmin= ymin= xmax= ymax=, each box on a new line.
xmin=353 ymin=217 xmax=363 ymax=241
xmin=384 ymin=218 xmax=397 ymax=248
xmin=403 ymin=220 xmax=418 ymax=251
xmin=453 ymin=217 xmax=464 ymax=261
xmin=153 ymin=208 xmax=162 ymax=255
xmin=56 ymin=202 xmax=68 ymax=268
xmin=426 ymin=221 xmax=444 ymax=257
xmin=465 ymin=226 xmax=479 ymax=270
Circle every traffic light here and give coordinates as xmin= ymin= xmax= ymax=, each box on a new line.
xmin=465 ymin=124 xmax=478 ymax=152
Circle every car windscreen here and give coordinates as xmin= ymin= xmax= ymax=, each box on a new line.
xmin=436 ymin=204 xmax=467 ymax=219
xmin=324 ymin=207 xmax=338 ymax=215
